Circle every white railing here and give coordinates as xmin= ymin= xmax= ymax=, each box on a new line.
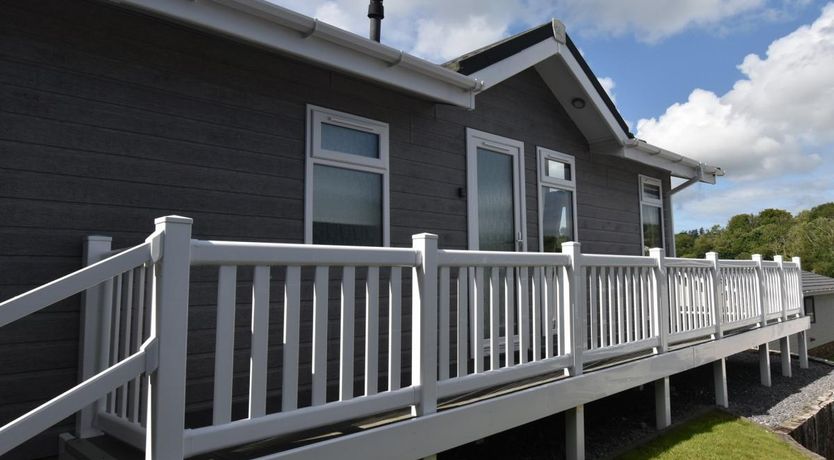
xmin=0 ymin=216 xmax=808 ymax=459
xmin=181 ymin=238 xmax=420 ymax=456
xmin=0 ymin=227 xmax=162 ymax=456
xmin=583 ymin=254 xmax=659 ymax=360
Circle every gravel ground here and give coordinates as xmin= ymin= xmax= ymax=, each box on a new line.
xmin=723 ymin=351 xmax=834 ymax=428
xmin=440 ymin=350 xmax=834 ymax=459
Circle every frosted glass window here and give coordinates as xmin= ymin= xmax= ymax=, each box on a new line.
xmin=546 ymin=159 xmax=571 ymax=181
xmin=321 ymin=123 xmax=379 ymax=158
xmin=642 ymin=204 xmax=663 ymax=253
xmin=542 ymin=187 xmax=574 ymax=252
xmin=313 ymin=165 xmax=382 ymax=246
xmin=477 ymin=148 xmax=515 ymax=251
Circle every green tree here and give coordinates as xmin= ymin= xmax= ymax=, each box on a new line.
xmin=674 ymin=203 xmax=834 ymax=277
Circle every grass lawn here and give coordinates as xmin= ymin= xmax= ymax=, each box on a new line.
xmin=618 ymin=410 xmax=810 ymax=460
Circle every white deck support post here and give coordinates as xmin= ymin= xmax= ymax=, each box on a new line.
xmin=650 ymin=249 xmax=672 ymax=430
xmin=146 ymin=216 xmax=192 ymax=460
xmin=650 ymin=248 xmax=669 ymax=353
xmin=565 ymin=405 xmax=585 ymax=460
xmin=775 ymin=256 xmax=792 ymax=377
xmin=76 ymin=235 xmax=112 ymax=438
xmin=411 ymin=233 xmax=438 ymax=417
xmin=713 ymin=359 xmax=728 ymax=408
xmin=655 ymin=376 xmax=671 ymax=429
xmin=759 ymin=342 xmax=772 ymax=387
xmin=706 ymin=252 xmax=728 ymax=409
xmin=752 ymin=254 xmax=767 ymax=327
xmin=705 ymin=252 xmax=724 ymax=339
xmin=794 ymin=256 xmax=809 ymax=369
xmin=562 ymin=242 xmax=586 ymax=460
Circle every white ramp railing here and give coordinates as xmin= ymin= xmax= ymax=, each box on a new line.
xmin=0 ymin=216 xmax=809 ymax=459
xmin=0 ymin=227 xmax=161 ymax=457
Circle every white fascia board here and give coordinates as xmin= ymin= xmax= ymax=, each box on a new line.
xmin=556 ymin=45 xmax=630 ymax=145
xmin=105 ymin=0 xmax=480 ymax=108
xmin=470 ymin=38 xmax=560 ymax=90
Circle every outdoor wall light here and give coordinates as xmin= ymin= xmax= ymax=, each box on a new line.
xmin=571 ymin=97 xmax=586 ymax=109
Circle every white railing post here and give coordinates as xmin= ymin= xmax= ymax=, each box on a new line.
xmin=752 ymin=254 xmax=766 ymax=326
xmin=649 ymin=248 xmax=669 ymax=353
xmin=76 ymin=235 xmax=112 ymax=438
xmin=794 ymin=256 xmax=809 ymax=369
xmin=561 ymin=242 xmax=584 ymax=376
xmin=411 ymin=233 xmax=438 ymax=416
xmin=774 ymin=256 xmax=788 ymax=321
xmin=146 ymin=216 xmax=192 ymax=460
xmin=705 ymin=252 xmax=723 ymax=339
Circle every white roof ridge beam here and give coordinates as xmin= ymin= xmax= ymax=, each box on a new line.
xmin=106 ymin=0 xmax=482 ymax=108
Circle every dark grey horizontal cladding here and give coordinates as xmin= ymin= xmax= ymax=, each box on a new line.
xmin=0 ymin=1 xmax=675 ymax=456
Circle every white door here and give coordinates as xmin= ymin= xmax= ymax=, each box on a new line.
xmin=466 ymin=129 xmax=526 ymax=252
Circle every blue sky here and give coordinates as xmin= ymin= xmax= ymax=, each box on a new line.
xmin=273 ymin=0 xmax=834 ymax=232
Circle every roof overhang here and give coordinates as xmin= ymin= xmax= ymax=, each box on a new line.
xmin=104 ymin=0 xmax=482 ymax=108
xmin=455 ymin=20 xmax=723 ymax=184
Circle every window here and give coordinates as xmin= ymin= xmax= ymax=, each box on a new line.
xmin=305 ymin=105 xmax=389 ymax=246
xmin=639 ymin=175 xmax=664 ymax=255
xmin=538 ymin=148 xmax=577 ymax=252
xmin=805 ymin=296 xmax=816 ymax=323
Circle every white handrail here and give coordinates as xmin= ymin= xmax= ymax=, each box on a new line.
xmin=190 ymin=239 xmax=419 ymax=266
xmin=0 ymin=338 xmax=156 ymax=456
xmin=0 ymin=241 xmax=153 ymax=328
xmin=437 ymin=249 xmax=570 ymax=267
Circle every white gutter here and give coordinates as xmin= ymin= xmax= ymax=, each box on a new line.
xmin=626 ymin=139 xmax=724 ymax=184
xmin=107 ymin=0 xmax=483 ymax=108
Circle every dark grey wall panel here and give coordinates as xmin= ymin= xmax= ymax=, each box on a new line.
xmin=0 ymin=1 xmax=675 ymax=457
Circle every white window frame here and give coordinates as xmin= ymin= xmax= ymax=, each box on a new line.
xmin=638 ymin=174 xmax=664 ymax=253
xmin=465 ymin=128 xmax=527 ymax=251
xmin=537 ymin=147 xmax=578 ymax=252
xmin=305 ymin=104 xmax=390 ymax=246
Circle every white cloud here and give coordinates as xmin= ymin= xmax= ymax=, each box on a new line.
xmin=413 ymin=16 xmax=508 ymax=62
xmin=553 ymin=0 xmax=766 ymax=43
xmin=638 ymin=3 xmax=834 ymax=180
xmin=641 ymin=3 xmax=834 ymax=229
xmin=597 ymin=76 xmax=616 ymax=103
xmin=265 ymin=0 xmax=803 ymax=61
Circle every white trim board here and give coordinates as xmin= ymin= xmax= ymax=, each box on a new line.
xmin=267 ymin=316 xmax=810 ymax=460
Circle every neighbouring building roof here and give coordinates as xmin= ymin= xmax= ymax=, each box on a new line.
xmin=802 ymin=270 xmax=834 ymax=296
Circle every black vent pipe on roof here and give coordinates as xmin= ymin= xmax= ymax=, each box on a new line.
xmin=368 ymin=0 xmax=384 ymax=42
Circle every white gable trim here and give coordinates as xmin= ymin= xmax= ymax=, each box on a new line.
xmin=470 ymin=38 xmax=560 ymax=91
xmin=105 ymin=0 xmax=482 ymax=108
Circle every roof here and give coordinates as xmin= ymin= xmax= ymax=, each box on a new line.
xmin=103 ymin=1 xmax=721 ymax=182
xmin=445 ymin=22 xmax=632 ymax=139
xmin=444 ymin=19 xmax=722 ymax=184
xmin=802 ymin=271 xmax=834 ymax=296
